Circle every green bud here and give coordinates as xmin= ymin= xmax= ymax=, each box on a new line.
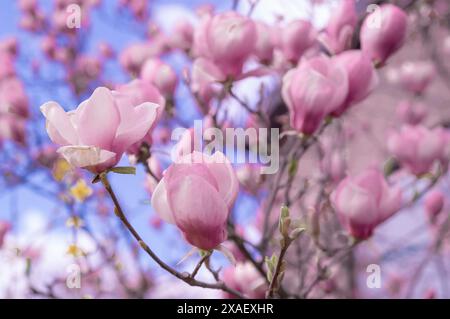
xmin=110 ymin=166 xmax=136 ymax=175
xmin=289 ymin=227 xmax=305 ymax=240
xmin=279 ymin=206 xmax=291 ymax=237
xmin=288 ymin=159 xmax=298 ymax=178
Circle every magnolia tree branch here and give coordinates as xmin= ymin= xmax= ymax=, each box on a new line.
xmin=98 ymin=172 xmax=246 ymax=299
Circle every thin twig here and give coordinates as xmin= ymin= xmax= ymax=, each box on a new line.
xmin=99 ymin=172 xmax=245 ymax=298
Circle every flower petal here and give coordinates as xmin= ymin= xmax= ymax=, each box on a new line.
xmin=151 ymin=178 xmax=175 ymax=224
xmin=57 ymin=145 xmax=116 ymax=169
xmin=40 ymin=101 xmax=78 ymax=145
xmin=113 ymin=100 xmax=161 ymax=155
xmin=77 ymin=87 xmax=120 ymax=150
xmin=177 ymin=151 xmax=239 ymax=208
xmin=166 ymin=174 xmax=229 ymax=250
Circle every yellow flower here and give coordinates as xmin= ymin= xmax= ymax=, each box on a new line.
xmin=66 ymin=244 xmax=83 ymax=257
xmin=52 ymin=158 xmax=72 ymax=181
xmin=70 ymin=179 xmax=93 ymax=202
xmin=66 ymin=216 xmax=84 ymax=229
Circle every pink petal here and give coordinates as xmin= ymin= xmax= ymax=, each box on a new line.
xmin=165 ymin=160 xmax=219 ymax=191
xmin=177 ymin=151 xmax=239 ymax=208
xmin=57 ymin=145 xmax=116 ymax=169
xmin=113 ymin=100 xmax=161 ymax=155
xmin=151 ymin=178 xmax=175 ymax=224
xmin=77 ymin=87 xmax=120 ymax=150
xmin=40 ymin=101 xmax=78 ymax=145
xmin=166 ymin=174 xmax=229 ymax=250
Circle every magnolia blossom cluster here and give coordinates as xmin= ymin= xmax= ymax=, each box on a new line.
xmin=18 ymin=0 xmax=107 ymax=96
xmin=38 ymin=1 xmax=414 ymax=255
xmin=4 ymin=0 xmax=450 ymax=299
xmin=0 ymin=38 xmax=29 ymax=146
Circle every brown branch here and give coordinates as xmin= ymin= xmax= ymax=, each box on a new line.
xmin=99 ymin=172 xmax=246 ymax=299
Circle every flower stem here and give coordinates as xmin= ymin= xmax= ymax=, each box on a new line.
xmin=99 ymin=172 xmax=245 ymax=298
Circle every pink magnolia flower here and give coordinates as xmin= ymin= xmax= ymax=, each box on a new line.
xmin=387 ymin=125 xmax=448 ymax=175
xmin=40 ymin=86 xmax=162 ymax=173
xmin=192 ymin=11 xmax=212 ymax=58
xmin=0 ymin=52 xmax=15 ymax=80
xmin=0 ymin=37 xmax=19 ymax=57
xmin=397 ymin=61 xmax=436 ymax=95
xmin=253 ymin=21 xmax=275 ymax=63
xmin=396 ymin=100 xmax=427 ymax=125
xmin=119 ymin=0 xmax=148 ymax=20
xmin=331 ymin=50 xmax=378 ymax=116
xmin=282 ymin=55 xmax=348 ymax=134
xmin=149 ymin=215 xmax=163 ymax=230
xmin=0 ymin=221 xmax=11 ymax=248
xmin=68 ymin=56 xmax=103 ymax=94
xmin=0 ymin=78 xmax=29 ymax=118
xmin=0 ymin=115 xmax=27 ymax=145
xmin=144 ymin=156 xmax=163 ymax=194
xmin=119 ymin=43 xmax=158 ymax=75
xmin=75 ymin=56 xmax=103 ymax=79
xmin=360 ymin=4 xmax=408 ymax=65
xmin=424 ymin=190 xmax=444 ymax=221
xmin=279 ymin=20 xmax=316 ymax=63
xmin=19 ymin=12 xmax=45 ymax=32
xmin=204 ymin=12 xmax=257 ymax=77
xmin=236 ymin=164 xmax=264 ymax=195
xmin=140 ymin=58 xmax=178 ymax=97
xmin=151 ymin=151 xmax=239 ymax=250
xmin=331 ymin=168 xmax=402 ymax=239
xmin=424 ymin=289 xmax=437 ymax=299
xmin=320 ymin=0 xmax=358 ymax=54
xmin=222 ymin=262 xmax=266 ymax=298
xmin=41 ymin=36 xmax=57 ymax=59
xmin=98 ymin=42 xmax=114 ymax=59
xmin=190 ymin=58 xmax=223 ymax=107
xmin=34 ymin=144 xmax=59 ymax=168
xmin=18 ymin=0 xmax=38 ymax=12
xmin=115 ymin=80 xmax=165 ymax=155
xmin=170 ymin=19 xmax=194 ymax=51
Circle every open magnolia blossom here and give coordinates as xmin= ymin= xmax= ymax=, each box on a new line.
xmin=40 ymin=86 xmax=163 ymax=173
xmin=331 ymin=168 xmax=402 ymax=239
xmin=151 ymin=151 xmax=239 ymax=250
